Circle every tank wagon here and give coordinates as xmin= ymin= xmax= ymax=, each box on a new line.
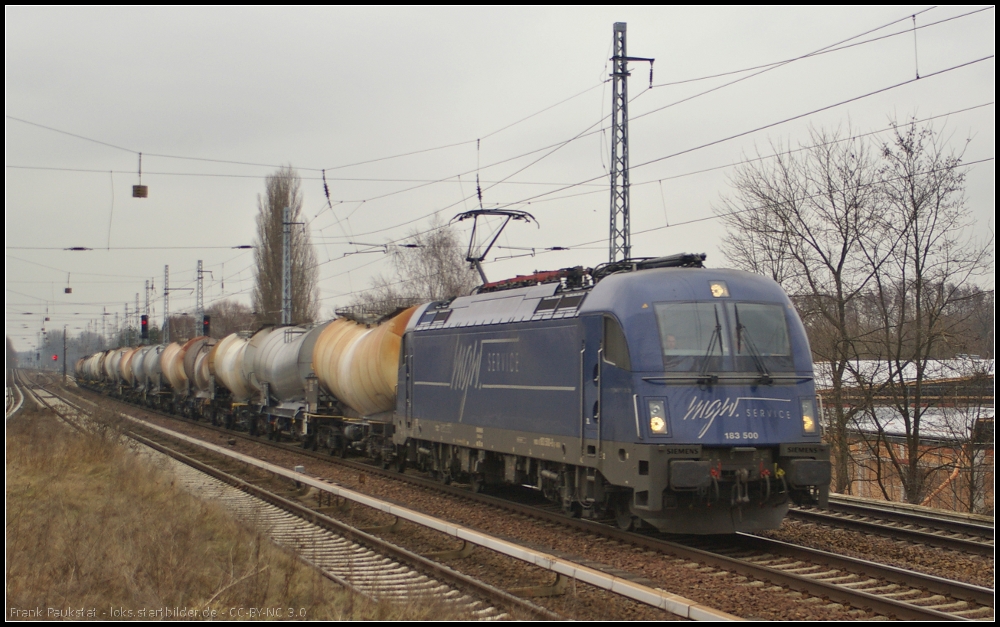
xmin=75 ymin=253 xmax=830 ymax=534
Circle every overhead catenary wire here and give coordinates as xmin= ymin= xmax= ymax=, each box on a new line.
xmin=12 ymin=6 xmax=981 ymax=227
xmin=7 ymin=9 xmax=992 ymax=321
xmin=309 ymin=88 xmax=994 ymax=281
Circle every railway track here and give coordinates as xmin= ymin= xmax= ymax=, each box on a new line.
xmin=31 ymin=378 xmax=737 ymax=621
xmin=22 ymin=380 xmax=552 ymax=620
xmin=683 ymin=534 xmax=994 ymax=620
xmin=789 ymin=498 xmax=994 ymax=556
xmin=58 ymin=377 xmax=994 ymax=620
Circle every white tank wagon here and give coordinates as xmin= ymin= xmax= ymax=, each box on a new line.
xmin=246 ymin=322 xmax=332 ymax=439
xmin=241 ymin=326 xmax=276 ymax=403
xmin=209 ymin=333 xmax=252 ymax=402
xmin=142 ymin=344 xmax=167 ymax=399
xmin=105 ymin=347 xmax=129 ymax=386
xmin=130 ymin=345 xmax=156 ymax=390
xmin=82 ymin=351 xmax=107 ymax=382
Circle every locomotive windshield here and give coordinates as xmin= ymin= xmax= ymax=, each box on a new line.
xmin=654 ymin=301 xmax=793 ymax=373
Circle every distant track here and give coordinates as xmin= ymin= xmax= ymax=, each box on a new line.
xmin=790 ymin=498 xmax=994 ymax=556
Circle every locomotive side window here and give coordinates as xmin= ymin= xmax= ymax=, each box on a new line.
xmin=653 ymin=302 xmax=729 ymax=372
xmin=602 ymin=315 xmax=631 ymax=371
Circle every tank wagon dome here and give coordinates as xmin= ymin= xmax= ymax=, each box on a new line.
xmin=211 ymin=333 xmax=252 ymax=402
xmin=313 ymin=307 xmax=417 ymax=417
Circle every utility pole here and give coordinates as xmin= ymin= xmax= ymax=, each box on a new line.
xmin=163 ymin=265 xmax=170 ymax=343
xmin=608 ymin=22 xmax=653 ymax=263
xmin=282 ymin=206 xmax=292 ymax=325
xmin=281 ymin=207 xmax=304 ymax=325
xmin=196 ymin=259 xmax=204 ymax=323
xmin=62 ymin=324 xmax=67 ymax=382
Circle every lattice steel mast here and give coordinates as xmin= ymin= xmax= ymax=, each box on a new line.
xmin=608 ymin=22 xmax=653 ymax=263
xmin=196 ymin=260 xmax=204 ymax=322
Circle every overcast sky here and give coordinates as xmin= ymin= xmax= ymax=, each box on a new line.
xmin=5 ymin=6 xmax=994 ymax=352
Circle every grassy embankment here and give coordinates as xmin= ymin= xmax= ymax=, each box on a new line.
xmin=6 ymin=407 xmax=468 ymax=620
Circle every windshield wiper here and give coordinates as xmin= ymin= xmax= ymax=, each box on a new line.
xmin=698 ymin=306 xmax=723 ymax=384
xmin=734 ymin=304 xmax=772 ymax=384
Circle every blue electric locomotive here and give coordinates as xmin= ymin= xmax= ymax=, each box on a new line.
xmin=392 ymin=255 xmax=830 ymax=533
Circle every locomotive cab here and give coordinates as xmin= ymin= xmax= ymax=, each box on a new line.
xmin=584 ymin=267 xmax=830 ymax=533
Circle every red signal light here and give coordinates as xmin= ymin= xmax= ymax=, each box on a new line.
xmin=52 ymin=354 xmax=58 ymax=361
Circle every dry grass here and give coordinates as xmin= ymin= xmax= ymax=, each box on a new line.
xmin=6 ymin=409 xmax=477 ymax=620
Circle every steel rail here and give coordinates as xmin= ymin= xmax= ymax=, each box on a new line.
xmin=788 ymin=507 xmax=993 ymax=556
xmin=67 ymin=379 xmax=992 ymax=620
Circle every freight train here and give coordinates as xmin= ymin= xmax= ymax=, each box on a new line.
xmin=76 ymin=253 xmax=830 ymax=534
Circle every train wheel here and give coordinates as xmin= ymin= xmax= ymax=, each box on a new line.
xmin=470 ymin=474 xmax=485 ymax=494
xmin=614 ymin=499 xmax=635 ymax=531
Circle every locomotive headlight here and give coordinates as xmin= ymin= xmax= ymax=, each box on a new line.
xmin=800 ymin=398 xmax=818 ymax=434
xmin=648 ymin=399 xmax=668 ymax=435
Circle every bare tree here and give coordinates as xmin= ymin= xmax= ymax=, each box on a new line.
xmin=164 ymin=314 xmax=197 ymax=341
xmin=715 ymin=119 xmax=992 ymax=502
xmin=205 ymin=299 xmax=255 ymax=338
xmin=350 ymin=219 xmax=478 ymax=318
xmin=853 ymin=120 xmax=993 ymax=504
xmin=715 ymin=125 xmax=888 ymax=493
xmin=252 ymin=166 xmax=319 ymax=326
